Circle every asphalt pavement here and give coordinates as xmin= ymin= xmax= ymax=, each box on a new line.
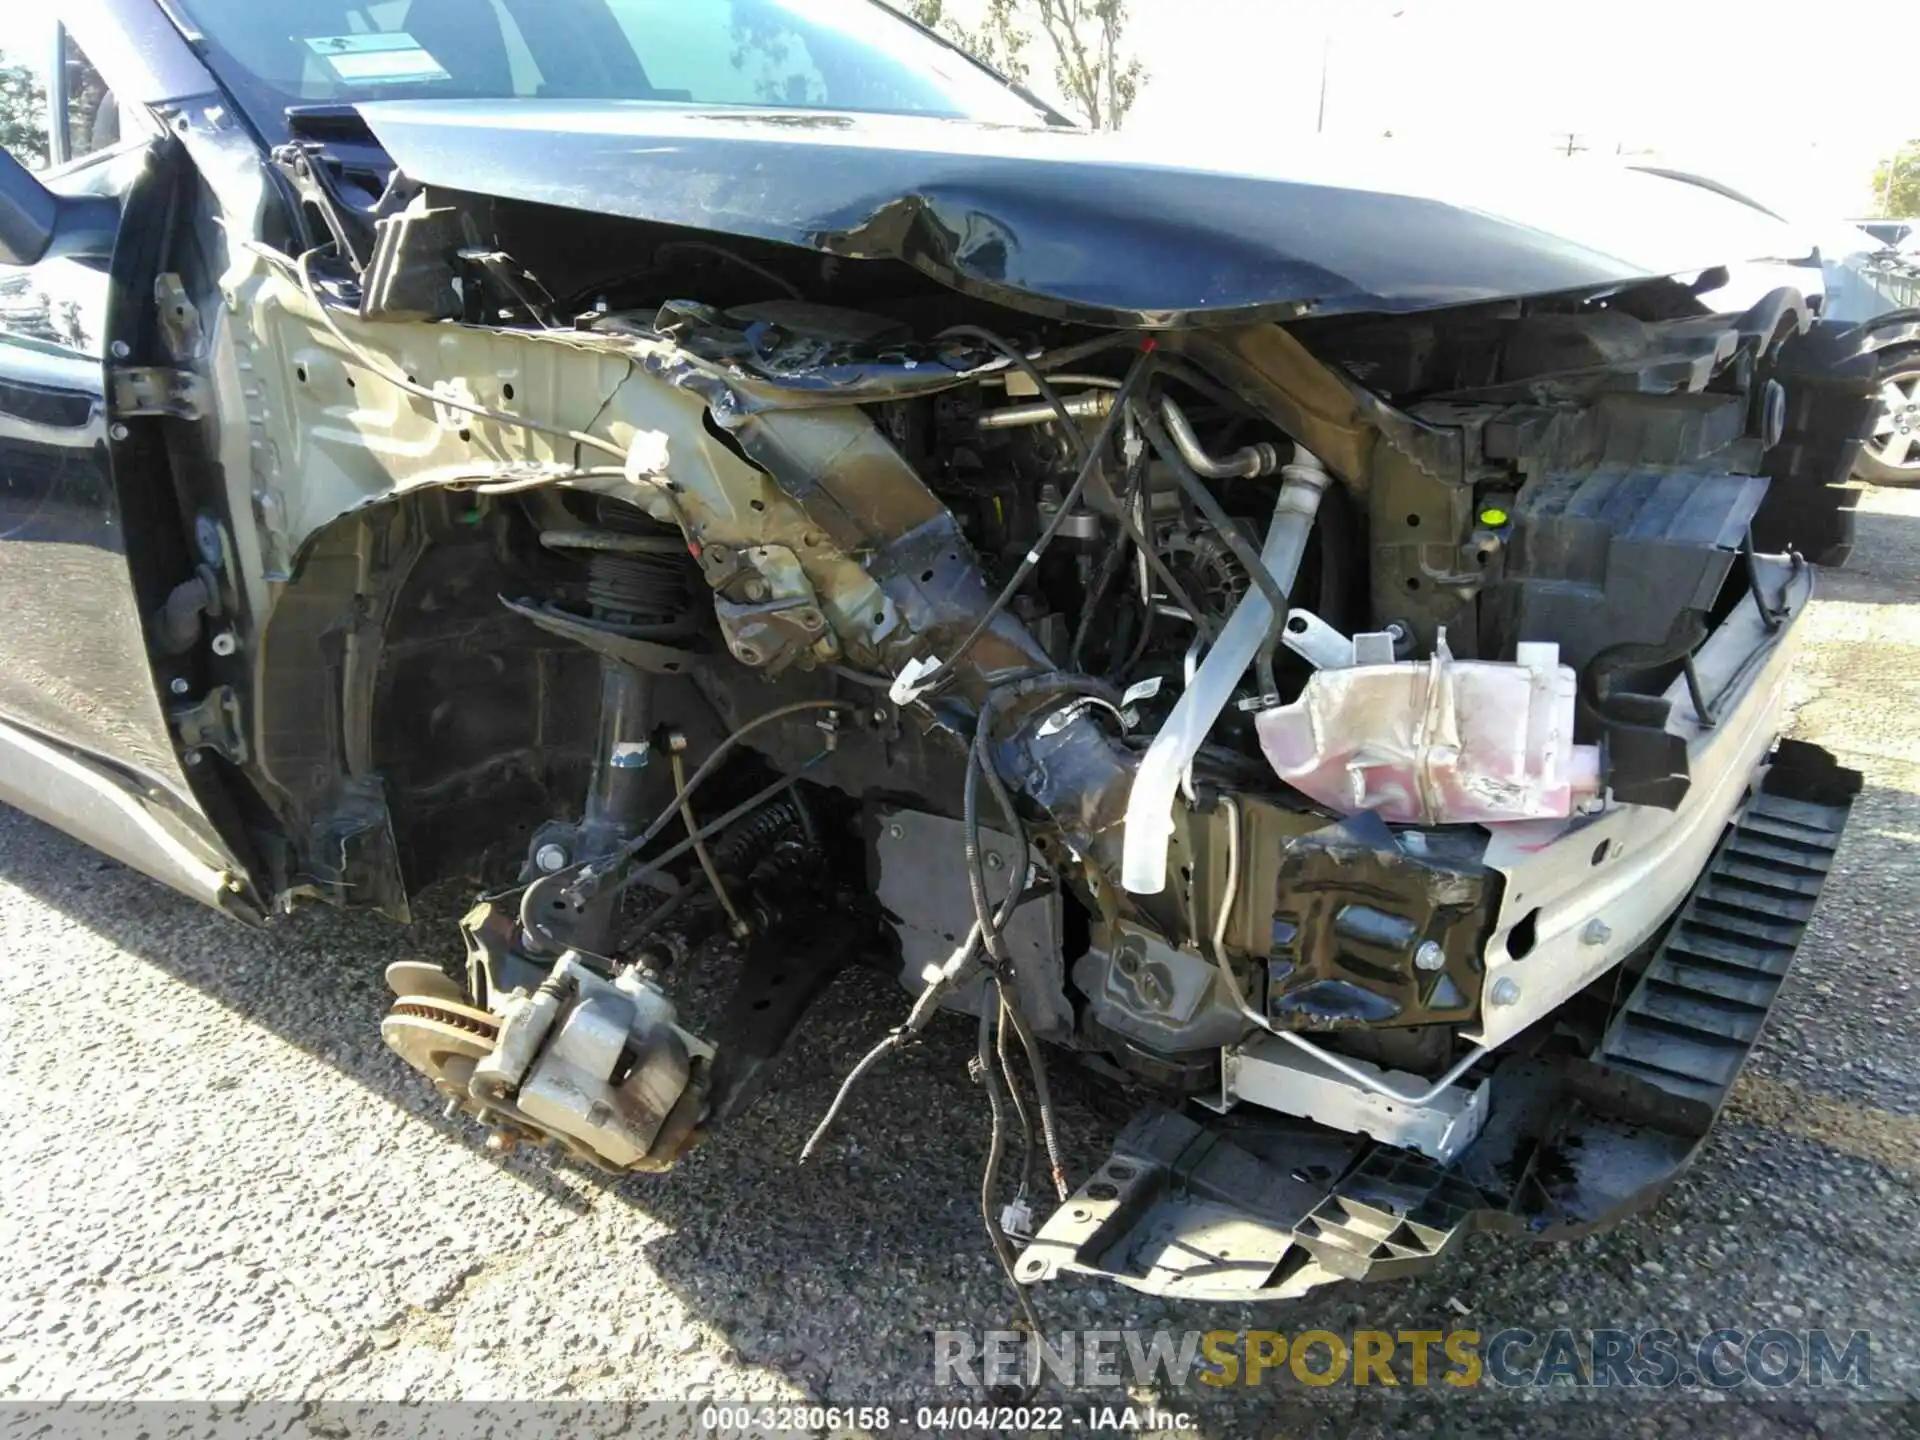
xmin=0 ymin=490 xmax=1917 ymax=1439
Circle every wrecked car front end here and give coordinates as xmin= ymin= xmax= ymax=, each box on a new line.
xmin=115 ymin=0 xmax=1884 ymax=1308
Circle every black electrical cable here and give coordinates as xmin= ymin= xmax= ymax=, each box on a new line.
xmin=996 ymin=973 xmax=1071 ymax=1201
xmin=1152 ymin=354 xmax=1269 ymax=423
xmin=565 ymin=699 xmax=852 ymax=890
xmin=976 ymin=1004 xmax=1048 ymax=1399
xmin=790 ymin=786 xmax=819 ymax=850
xmin=1068 ymin=435 xmax=1151 ymax=672
xmin=799 ymin=919 xmax=988 ymax=1162
xmin=1134 ymin=398 xmax=1297 ymax=698
xmin=1073 ymin=424 xmax=1211 ymax=680
xmin=913 ymin=345 xmax=1158 ymax=696
xmin=912 ymin=338 xmax=1210 ymax=695
xmin=828 ymin=663 xmax=893 ymax=690
xmin=602 ymin=760 xmax=827 ymax=903
xmin=622 ymin=880 xmax=699 ymax=950
xmin=960 ymin=674 xmax=1113 ymax=958
xmin=961 ymin=741 xmax=1023 ymax=960
xmin=1251 ymin=618 xmax=1286 ymax=710
xmin=995 ymin=988 xmax=1036 ymax=1202
xmin=521 ymin=759 xmax=828 ymax=949
xmin=1134 ymin=399 xmax=1292 ymax=624
xmin=799 ymin=1028 xmax=912 ymax=1161
xmin=809 ymin=680 xmax=1087 ymax=1368
xmin=516 ymin=869 xmax=575 ymax=954
xmin=969 ymin=689 xmax=1076 ymax=1202
xmin=1119 ymin=579 xmax=1160 ymax=681
xmin=288 ymin=248 xmax=629 ymax=462
xmin=939 ymin=325 xmax=1096 ymax=465
xmin=1068 ymin=528 xmax=1133 ymax=673
xmin=1095 ymin=445 xmax=1218 ymax=650
xmin=962 ymin=674 xmax=1104 ymax=1202
xmin=654 ymin=240 xmax=804 ymax=300
xmin=470 ymin=251 xmax=561 ymax=330
xmin=1026 ymin=329 xmax=1141 ymax=377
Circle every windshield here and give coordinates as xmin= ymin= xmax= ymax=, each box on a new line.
xmin=170 ymin=0 xmax=1050 ymax=132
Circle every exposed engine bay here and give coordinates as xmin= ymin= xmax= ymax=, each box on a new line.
xmin=164 ymin=131 xmax=1875 ymax=1305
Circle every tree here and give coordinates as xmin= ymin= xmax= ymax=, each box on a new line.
xmin=0 ymin=60 xmax=47 ymax=168
xmin=1872 ymin=141 xmax=1920 ymax=219
xmin=885 ymin=0 xmax=1147 ymax=129
xmin=1030 ymin=0 xmax=1144 ymax=131
xmin=894 ymin=0 xmax=1031 ymax=87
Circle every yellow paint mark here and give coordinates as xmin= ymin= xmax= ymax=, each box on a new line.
xmin=1727 ymin=1073 xmax=1920 ymax=1173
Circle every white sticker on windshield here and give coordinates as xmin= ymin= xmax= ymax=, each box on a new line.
xmin=303 ymin=33 xmax=451 ymax=85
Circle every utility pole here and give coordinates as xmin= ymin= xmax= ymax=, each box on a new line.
xmin=1316 ymin=32 xmax=1330 ymax=134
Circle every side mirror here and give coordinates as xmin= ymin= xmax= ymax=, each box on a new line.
xmin=0 ymin=148 xmax=59 ymax=267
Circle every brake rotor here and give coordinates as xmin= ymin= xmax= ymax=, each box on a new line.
xmin=385 ymin=959 xmax=466 ymax=1002
xmin=381 ymin=995 xmax=500 ymax=1101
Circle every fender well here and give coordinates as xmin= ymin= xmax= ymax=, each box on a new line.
xmin=252 ymin=490 xmax=602 ymax=914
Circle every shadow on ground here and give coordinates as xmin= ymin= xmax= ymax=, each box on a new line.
xmin=4 ymin=494 xmax=1919 ymax=1436
xmin=9 ymin=791 xmax=1918 ymax=1437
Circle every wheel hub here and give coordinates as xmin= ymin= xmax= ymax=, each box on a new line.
xmin=1869 ymin=371 xmax=1920 ymax=470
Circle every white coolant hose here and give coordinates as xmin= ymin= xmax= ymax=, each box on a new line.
xmin=1119 ymin=445 xmax=1332 ymax=894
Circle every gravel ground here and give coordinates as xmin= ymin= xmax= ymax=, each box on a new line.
xmin=1 ymin=491 xmax=1918 ymax=1439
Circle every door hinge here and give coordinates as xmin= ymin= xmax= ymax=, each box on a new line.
xmin=154 ymin=274 xmax=205 ymax=362
xmin=171 ymin=685 xmax=248 ymax=764
xmin=111 ymin=366 xmax=206 ymax=421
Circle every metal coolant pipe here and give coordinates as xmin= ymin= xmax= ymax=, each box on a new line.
xmin=1158 ymin=394 xmax=1283 ymax=479
xmin=1120 ymin=445 xmax=1332 ymax=894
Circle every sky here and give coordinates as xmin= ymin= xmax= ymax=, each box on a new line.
xmin=1070 ymin=0 xmax=1920 ymax=217
xmin=6 ymin=1 xmax=1916 ymax=216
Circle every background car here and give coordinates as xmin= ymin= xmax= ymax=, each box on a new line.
xmin=1643 ymin=170 xmax=1920 ymax=491
xmin=1825 ymin=229 xmax=1920 ymax=483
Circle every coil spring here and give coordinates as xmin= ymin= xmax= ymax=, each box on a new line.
xmin=540 ymin=520 xmax=699 ymax=638
xmin=584 ymin=549 xmax=690 ymax=630
xmin=710 ymin=794 xmax=810 ymax=876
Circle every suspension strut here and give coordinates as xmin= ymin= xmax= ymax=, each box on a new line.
xmin=524 ymin=511 xmax=703 ymax=953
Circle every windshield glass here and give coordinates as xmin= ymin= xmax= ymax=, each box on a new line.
xmin=170 ymin=0 xmax=1049 ymax=132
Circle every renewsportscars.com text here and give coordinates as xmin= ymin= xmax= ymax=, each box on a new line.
xmin=934 ymin=1326 xmax=1874 ymax=1391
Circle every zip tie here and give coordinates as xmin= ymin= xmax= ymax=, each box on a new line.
xmin=889 ymin=654 xmax=943 ymax=707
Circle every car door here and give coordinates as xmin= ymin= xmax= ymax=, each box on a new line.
xmin=0 ymin=19 xmax=252 ymax=909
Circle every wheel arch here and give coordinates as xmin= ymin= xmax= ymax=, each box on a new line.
xmin=248 ymin=488 xmax=600 ymax=915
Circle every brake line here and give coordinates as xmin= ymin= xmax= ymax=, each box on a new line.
xmin=669 ymin=745 xmax=748 ymax=937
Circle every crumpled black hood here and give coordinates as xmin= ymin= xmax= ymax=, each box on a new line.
xmin=354 ymin=100 xmax=1802 ymax=328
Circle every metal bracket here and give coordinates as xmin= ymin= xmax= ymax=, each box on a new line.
xmin=111 ymin=366 xmax=207 ymax=421
xmin=154 ymin=274 xmax=205 ymax=362
xmin=270 ymin=142 xmax=376 ymax=272
xmin=170 ymin=685 xmax=247 ymax=764
xmin=1279 ymin=608 xmax=1401 ymax=671
xmin=1221 ymin=1034 xmax=1490 ymax=1163
xmin=704 ymin=543 xmax=839 ymax=674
